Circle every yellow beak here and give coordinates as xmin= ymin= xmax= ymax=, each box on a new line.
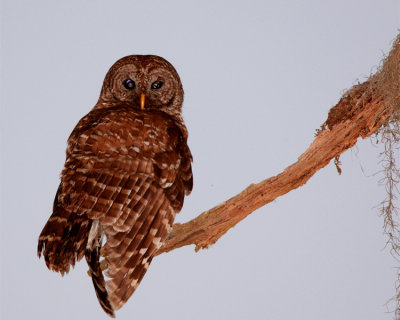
xmin=140 ymin=93 xmax=146 ymax=110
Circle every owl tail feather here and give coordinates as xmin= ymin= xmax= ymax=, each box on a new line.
xmin=37 ymin=184 xmax=92 ymax=275
xmin=86 ymin=247 xmax=115 ymax=318
xmin=37 ymin=209 xmax=91 ymax=275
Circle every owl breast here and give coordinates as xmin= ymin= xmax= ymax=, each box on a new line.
xmin=66 ymin=106 xmax=184 ymax=184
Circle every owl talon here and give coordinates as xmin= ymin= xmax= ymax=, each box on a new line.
xmin=100 ymin=259 xmax=108 ymax=271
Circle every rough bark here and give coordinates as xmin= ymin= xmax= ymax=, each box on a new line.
xmin=156 ymin=35 xmax=399 ymax=257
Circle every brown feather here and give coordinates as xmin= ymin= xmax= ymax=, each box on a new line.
xmin=85 ymin=246 xmax=115 ymax=317
xmin=38 ymin=55 xmax=193 ymax=316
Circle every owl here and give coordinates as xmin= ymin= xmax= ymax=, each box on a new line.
xmin=37 ymin=55 xmax=193 ymax=317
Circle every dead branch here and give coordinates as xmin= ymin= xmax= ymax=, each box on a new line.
xmin=156 ymin=34 xmax=399 ymax=257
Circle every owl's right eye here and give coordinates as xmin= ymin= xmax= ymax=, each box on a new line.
xmin=123 ymin=79 xmax=136 ymax=90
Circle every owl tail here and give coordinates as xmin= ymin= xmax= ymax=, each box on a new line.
xmin=85 ymin=220 xmax=115 ymax=317
xmin=37 ymin=184 xmax=92 ymax=275
xmin=86 ymin=246 xmax=115 ymax=318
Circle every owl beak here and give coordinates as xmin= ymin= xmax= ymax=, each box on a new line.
xmin=140 ymin=93 xmax=146 ymax=110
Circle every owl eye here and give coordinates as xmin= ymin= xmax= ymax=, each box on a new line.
xmin=123 ymin=79 xmax=136 ymax=90
xmin=151 ymin=81 xmax=163 ymax=90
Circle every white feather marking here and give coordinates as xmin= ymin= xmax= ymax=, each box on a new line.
xmin=134 ymin=118 xmax=143 ymax=124
xmin=106 ymin=146 xmax=118 ymax=153
xmin=87 ymin=219 xmax=101 ymax=250
xmin=131 ymin=278 xmax=138 ymax=287
xmin=152 ymin=237 xmax=162 ymax=249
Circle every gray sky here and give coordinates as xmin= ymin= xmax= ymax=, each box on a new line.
xmin=1 ymin=1 xmax=399 ymax=319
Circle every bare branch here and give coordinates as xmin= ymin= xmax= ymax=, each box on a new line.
xmin=156 ymin=33 xmax=399 ymax=257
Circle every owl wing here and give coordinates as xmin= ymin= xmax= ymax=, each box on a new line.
xmin=38 ymin=107 xmax=192 ymax=316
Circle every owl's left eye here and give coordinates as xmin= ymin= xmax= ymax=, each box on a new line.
xmin=151 ymin=81 xmax=163 ymax=90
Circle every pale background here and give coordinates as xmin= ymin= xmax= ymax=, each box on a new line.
xmin=1 ymin=1 xmax=399 ymax=319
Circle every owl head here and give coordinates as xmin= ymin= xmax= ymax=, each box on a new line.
xmin=97 ymin=55 xmax=184 ymax=116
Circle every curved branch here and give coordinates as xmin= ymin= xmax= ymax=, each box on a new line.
xmin=156 ymin=35 xmax=399 ymax=257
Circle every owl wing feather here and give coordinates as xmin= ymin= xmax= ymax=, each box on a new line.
xmin=37 ymin=184 xmax=93 ymax=275
xmin=38 ymin=106 xmax=192 ymax=316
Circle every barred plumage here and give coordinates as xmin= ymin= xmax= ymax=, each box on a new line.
xmin=38 ymin=55 xmax=193 ymax=317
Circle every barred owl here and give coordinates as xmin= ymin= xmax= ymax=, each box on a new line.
xmin=37 ymin=55 xmax=193 ymax=317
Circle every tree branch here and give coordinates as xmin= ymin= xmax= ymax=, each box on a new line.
xmin=156 ymin=34 xmax=399 ymax=257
